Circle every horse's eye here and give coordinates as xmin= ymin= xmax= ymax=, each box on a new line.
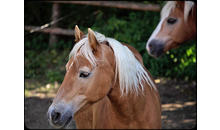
xmin=79 ymin=72 xmax=90 ymax=78
xmin=167 ymin=18 xmax=177 ymax=24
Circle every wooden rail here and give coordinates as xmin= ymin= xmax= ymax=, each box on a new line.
xmin=25 ymin=1 xmax=161 ymax=45
xmin=49 ymin=1 xmax=161 ymax=11
xmin=25 ymin=26 xmax=74 ymax=36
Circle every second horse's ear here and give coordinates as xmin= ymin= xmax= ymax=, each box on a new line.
xmin=75 ymin=25 xmax=85 ymax=43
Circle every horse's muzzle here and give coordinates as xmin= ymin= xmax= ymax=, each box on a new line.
xmin=147 ymin=39 xmax=164 ymax=58
xmin=47 ymin=105 xmax=73 ymax=129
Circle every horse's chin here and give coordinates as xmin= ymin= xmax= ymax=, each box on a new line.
xmin=148 ymin=50 xmax=164 ymax=58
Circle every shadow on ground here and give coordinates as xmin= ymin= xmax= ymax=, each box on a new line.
xmin=25 ymin=78 xmax=196 ymax=129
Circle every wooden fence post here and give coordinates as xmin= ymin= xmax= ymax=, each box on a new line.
xmin=49 ymin=3 xmax=60 ymax=47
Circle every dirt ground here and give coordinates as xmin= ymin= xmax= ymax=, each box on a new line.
xmin=25 ymin=78 xmax=196 ymax=129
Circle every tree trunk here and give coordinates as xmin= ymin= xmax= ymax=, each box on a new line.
xmin=49 ymin=3 xmax=60 ymax=47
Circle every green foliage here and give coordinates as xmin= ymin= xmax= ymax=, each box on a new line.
xmin=25 ymin=34 xmax=71 ymax=82
xmin=25 ymin=1 xmax=196 ymax=83
xmin=144 ymin=41 xmax=196 ymax=81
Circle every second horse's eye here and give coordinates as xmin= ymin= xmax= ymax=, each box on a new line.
xmin=167 ymin=18 xmax=177 ymax=25
xmin=79 ymin=72 xmax=90 ymax=78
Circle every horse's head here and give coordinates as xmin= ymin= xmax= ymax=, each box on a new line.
xmin=146 ymin=1 xmax=196 ymax=58
xmin=47 ymin=26 xmax=115 ymax=129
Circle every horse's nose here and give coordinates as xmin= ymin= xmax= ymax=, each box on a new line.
xmin=148 ymin=39 xmax=164 ymax=58
xmin=50 ymin=109 xmax=61 ymax=124
xmin=47 ymin=105 xmax=73 ymax=129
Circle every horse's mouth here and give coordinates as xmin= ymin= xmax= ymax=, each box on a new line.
xmin=50 ymin=116 xmax=72 ymax=129
xmin=60 ymin=116 xmax=72 ymax=129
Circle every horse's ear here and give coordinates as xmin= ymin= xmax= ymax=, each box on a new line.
xmin=88 ymin=28 xmax=99 ymax=51
xmin=176 ymin=1 xmax=184 ymax=8
xmin=75 ymin=25 xmax=85 ymax=43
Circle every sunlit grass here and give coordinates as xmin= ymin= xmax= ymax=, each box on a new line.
xmin=25 ymin=80 xmax=60 ymax=98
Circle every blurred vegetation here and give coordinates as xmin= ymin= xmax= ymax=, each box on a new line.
xmin=25 ymin=1 xmax=196 ymax=84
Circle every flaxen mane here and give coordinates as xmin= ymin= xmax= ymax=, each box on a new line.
xmin=69 ymin=31 xmax=156 ymax=96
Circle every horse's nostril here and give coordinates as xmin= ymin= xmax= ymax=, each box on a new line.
xmin=51 ymin=110 xmax=61 ymax=124
xmin=149 ymin=44 xmax=153 ymax=50
xmin=148 ymin=42 xmax=154 ymax=53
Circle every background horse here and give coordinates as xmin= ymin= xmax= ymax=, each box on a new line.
xmin=146 ymin=1 xmax=196 ymax=58
xmin=47 ymin=25 xmax=161 ymax=129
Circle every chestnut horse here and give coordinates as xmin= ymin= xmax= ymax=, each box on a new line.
xmin=47 ymin=25 xmax=161 ymax=129
xmin=146 ymin=1 xmax=196 ymax=58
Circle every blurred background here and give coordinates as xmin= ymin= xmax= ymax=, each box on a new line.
xmin=24 ymin=1 xmax=196 ymax=129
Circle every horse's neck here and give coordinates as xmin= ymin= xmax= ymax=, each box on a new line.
xmin=122 ymin=43 xmax=144 ymax=65
xmin=107 ymin=81 xmax=147 ymax=121
xmin=92 ymin=75 xmax=161 ymax=128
